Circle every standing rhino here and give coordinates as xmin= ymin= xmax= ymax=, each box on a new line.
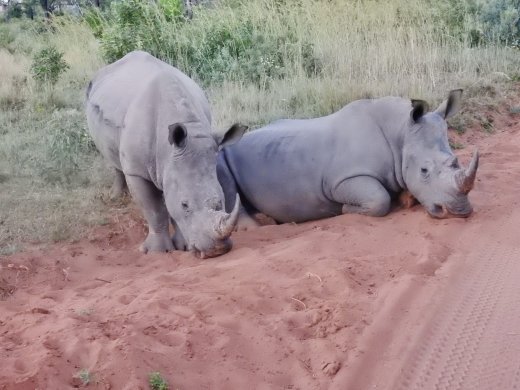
xmin=217 ymin=90 xmax=478 ymax=225
xmin=86 ymin=51 xmax=246 ymax=258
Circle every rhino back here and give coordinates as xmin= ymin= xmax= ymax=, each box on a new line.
xmin=87 ymin=51 xmax=209 ymax=129
xmin=86 ymin=51 xmax=212 ymax=187
xmin=225 ymin=104 xmax=397 ymax=223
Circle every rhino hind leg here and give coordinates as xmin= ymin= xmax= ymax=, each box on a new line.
xmin=125 ymin=175 xmax=174 ymax=253
xmin=333 ymin=176 xmax=391 ymax=217
xmin=109 ymin=169 xmax=128 ymax=200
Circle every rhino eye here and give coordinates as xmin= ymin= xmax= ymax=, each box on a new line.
xmin=421 ymin=167 xmax=428 ymax=175
xmin=181 ymin=201 xmax=189 ymax=211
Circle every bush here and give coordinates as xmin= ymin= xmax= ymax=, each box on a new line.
xmin=96 ymin=0 xmax=320 ymax=86
xmin=174 ymin=14 xmax=320 ymax=85
xmin=99 ymin=0 xmax=165 ymax=63
xmin=83 ymin=7 xmax=106 ymax=38
xmin=475 ymin=0 xmax=520 ymax=47
xmin=30 ymin=46 xmax=70 ymax=86
xmin=41 ymin=110 xmax=96 ymax=184
xmin=158 ymin=0 xmax=183 ymax=22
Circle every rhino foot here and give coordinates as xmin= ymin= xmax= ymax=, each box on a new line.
xmin=139 ymin=232 xmax=174 ymax=254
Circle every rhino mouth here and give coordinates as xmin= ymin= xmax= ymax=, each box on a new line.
xmin=193 ymin=238 xmax=233 ymax=259
xmin=428 ymin=203 xmax=473 ymax=219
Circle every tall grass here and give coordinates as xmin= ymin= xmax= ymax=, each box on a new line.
xmin=0 ymin=0 xmax=519 ymax=252
xmin=0 ymin=19 xmax=108 ymax=254
xmin=207 ymin=0 xmax=520 ymax=127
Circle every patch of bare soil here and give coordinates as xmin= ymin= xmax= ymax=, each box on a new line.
xmin=1 ymin=88 xmax=519 ymax=389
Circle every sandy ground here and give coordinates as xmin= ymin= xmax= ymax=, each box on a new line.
xmin=1 ymin=90 xmax=519 ymax=390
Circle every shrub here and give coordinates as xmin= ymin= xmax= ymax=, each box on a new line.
xmin=30 ymin=46 xmax=70 ymax=86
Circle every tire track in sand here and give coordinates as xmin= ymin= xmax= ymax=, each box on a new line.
xmin=394 ymin=210 xmax=520 ymax=390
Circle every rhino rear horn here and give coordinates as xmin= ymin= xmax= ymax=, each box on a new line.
xmin=410 ymin=99 xmax=430 ymax=122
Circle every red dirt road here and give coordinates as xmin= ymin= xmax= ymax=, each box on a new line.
xmin=1 ymin=97 xmax=519 ymax=389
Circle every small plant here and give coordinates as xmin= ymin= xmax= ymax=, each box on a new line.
xmin=149 ymin=372 xmax=169 ymax=390
xmin=75 ymin=368 xmax=91 ymax=386
xmin=41 ymin=110 xmax=96 ymax=185
xmin=158 ymin=0 xmax=183 ymax=22
xmin=449 ymin=140 xmax=464 ymax=150
xmin=30 ymin=47 xmax=69 ymax=86
xmin=0 ymin=25 xmax=15 ymax=51
xmin=448 ymin=115 xmax=468 ymax=135
xmin=481 ymin=118 xmax=495 ymax=133
xmin=75 ymin=307 xmax=94 ymax=316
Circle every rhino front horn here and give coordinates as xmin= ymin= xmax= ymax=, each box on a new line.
xmin=216 ymin=194 xmax=241 ymax=238
xmin=457 ymin=149 xmax=479 ymax=194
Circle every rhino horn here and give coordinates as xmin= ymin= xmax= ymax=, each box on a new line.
xmin=216 ymin=194 xmax=241 ymax=238
xmin=456 ymin=149 xmax=479 ymax=194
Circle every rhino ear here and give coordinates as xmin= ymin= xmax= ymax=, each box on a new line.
xmin=410 ymin=99 xmax=430 ymax=123
xmin=168 ymin=123 xmax=188 ymax=148
xmin=217 ymin=123 xmax=247 ymax=150
xmin=435 ymin=89 xmax=463 ymax=119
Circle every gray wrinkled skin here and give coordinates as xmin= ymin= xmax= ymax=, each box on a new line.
xmin=218 ymin=90 xmax=478 ymax=224
xmin=86 ymin=51 xmax=246 ymax=257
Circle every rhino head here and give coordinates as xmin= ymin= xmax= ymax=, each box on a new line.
xmin=163 ymin=123 xmax=247 ymax=258
xmin=402 ymin=89 xmax=479 ymax=218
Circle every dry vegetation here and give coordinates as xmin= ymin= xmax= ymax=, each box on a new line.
xmin=0 ymin=0 xmax=519 ymax=254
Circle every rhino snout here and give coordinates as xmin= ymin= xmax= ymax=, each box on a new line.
xmin=193 ymin=238 xmax=233 ymax=259
xmin=428 ymin=201 xmax=473 ymax=219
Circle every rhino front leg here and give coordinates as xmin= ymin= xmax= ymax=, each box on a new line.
xmin=125 ymin=175 xmax=174 ymax=253
xmin=109 ymin=169 xmax=128 ymax=200
xmin=332 ymin=176 xmax=391 ymax=217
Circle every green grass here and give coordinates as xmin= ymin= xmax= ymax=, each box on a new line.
xmin=0 ymin=0 xmax=519 ymax=254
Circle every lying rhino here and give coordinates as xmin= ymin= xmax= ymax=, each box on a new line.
xmin=86 ymin=51 xmax=246 ymax=258
xmin=217 ymin=90 xmax=478 ymax=225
